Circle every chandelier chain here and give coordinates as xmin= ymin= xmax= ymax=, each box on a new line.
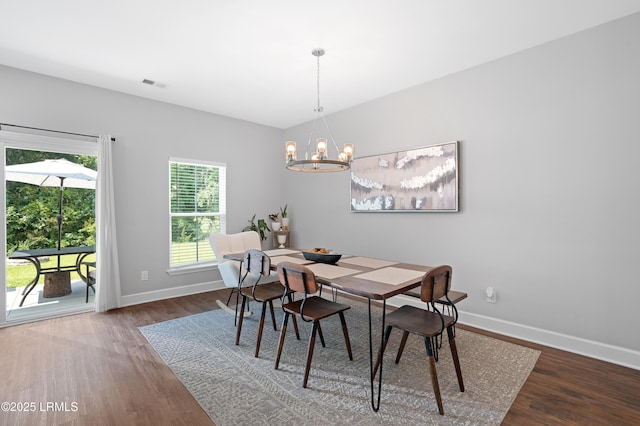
xmin=315 ymin=52 xmax=322 ymax=112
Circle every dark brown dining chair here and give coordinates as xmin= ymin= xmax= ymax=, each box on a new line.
xmin=274 ymin=261 xmax=353 ymax=388
xmin=374 ymin=265 xmax=464 ymax=415
xmin=236 ymin=250 xmax=299 ymax=357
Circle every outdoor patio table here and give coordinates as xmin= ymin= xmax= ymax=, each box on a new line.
xmin=8 ymin=245 xmax=95 ymax=307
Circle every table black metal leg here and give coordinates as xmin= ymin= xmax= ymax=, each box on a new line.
xmin=234 ymin=259 xmax=243 ymax=326
xmin=368 ymin=298 xmax=386 ymax=412
xmin=19 ymin=258 xmax=41 ymax=307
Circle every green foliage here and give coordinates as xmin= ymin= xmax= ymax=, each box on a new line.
xmin=280 ymin=204 xmax=288 ymax=218
xmin=5 ymin=149 xmax=96 ymax=255
xmin=242 ymin=214 xmax=271 ymax=241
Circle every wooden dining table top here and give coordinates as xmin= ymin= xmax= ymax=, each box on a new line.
xmin=223 ymin=249 xmax=436 ymax=301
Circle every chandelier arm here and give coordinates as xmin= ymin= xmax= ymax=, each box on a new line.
xmin=305 ymin=115 xmax=320 ymax=158
xmin=320 ymin=114 xmax=341 ymax=153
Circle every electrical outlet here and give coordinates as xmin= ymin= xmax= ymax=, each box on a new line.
xmin=485 ymin=287 xmax=497 ymax=303
xmin=141 ymin=270 xmax=149 ymax=281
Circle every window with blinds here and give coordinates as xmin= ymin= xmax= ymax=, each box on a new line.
xmin=169 ymin=158 xmax=226 ymax=267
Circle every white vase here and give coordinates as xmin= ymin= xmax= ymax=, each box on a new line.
xmin=271 ymin=222 xmax=281 ymax=231
xmin=281 ymin=218 xmax=290 ymax=227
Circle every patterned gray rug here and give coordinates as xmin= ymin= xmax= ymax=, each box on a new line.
xmin=140 ymin=301 xmax=539 ymax=425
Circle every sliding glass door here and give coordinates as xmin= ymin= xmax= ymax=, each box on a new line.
xmin=1 ymin=131 xmax=98 ymax=324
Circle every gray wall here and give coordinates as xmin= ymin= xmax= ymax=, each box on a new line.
xmin=1 ymin=12 xmax=638 ymax=366
xmin=0 ymin=65 xmax=283 ymax=298
xmin=283 ymin=13 xmax=640 ymax=356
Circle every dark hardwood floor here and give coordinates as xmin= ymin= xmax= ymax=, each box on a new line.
xmin=1 ymin=289 xmax=639 ymax=425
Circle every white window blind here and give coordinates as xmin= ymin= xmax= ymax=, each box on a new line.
xmin=169 ymin=158 xmax=226 ymax=267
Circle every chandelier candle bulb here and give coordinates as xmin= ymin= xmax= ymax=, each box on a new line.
xmin=317 ymin=138 xmax=327 ymax=156
xmin=343 ymin=144 xmax=354 ymax=161
xmin=286 ymin=141 xmax=297 ymax=162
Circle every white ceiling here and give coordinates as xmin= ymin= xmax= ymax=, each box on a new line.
xmin=2 ymin=0 xmax=640 ymax=129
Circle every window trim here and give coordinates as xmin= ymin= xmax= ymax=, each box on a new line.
xmin=168 ymin=157 xmax=226 ymax=270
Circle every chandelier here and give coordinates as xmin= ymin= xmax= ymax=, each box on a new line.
xmin=285 ymin=48 xmax=354 ymax=172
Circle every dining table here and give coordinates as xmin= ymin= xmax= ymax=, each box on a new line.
xmin=223 ymin=247 xmax=466 ymax=411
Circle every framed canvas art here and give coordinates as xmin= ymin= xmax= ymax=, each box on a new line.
xmin=350 ymin=141 xmax=459 ymax=212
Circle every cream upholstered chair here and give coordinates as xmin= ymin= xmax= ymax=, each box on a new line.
xmin=209 ymin=231 xmax=279 ymax=316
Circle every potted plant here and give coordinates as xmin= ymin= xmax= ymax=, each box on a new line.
xmin=280 ymin=204 xmax=289 ymax=229
xmin=242 ymin=214 xmax=271 ymax=241
xmin=268 ymin=212 xmax=281 ymax=231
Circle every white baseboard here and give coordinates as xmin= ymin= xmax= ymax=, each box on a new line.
xmin=120 ymin=280 xmax=227 ymax=307
xmin=390 ymin=294 xmax=640 ymax=371
xmin=121 ymin=284 xmax=640 ymax=371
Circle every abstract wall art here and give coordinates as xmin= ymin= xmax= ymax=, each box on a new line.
xmin=350 ymin=141 xmax=459 ymax=212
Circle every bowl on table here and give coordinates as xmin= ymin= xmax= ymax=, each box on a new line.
xmin=302 ymin=248 xmax=342 ymax=264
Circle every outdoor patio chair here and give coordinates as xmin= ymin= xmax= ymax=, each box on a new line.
xmin=82 ymin=261 xmax=96 ymax=303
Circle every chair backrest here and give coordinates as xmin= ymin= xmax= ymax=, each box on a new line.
xmin=277 ymin=261 xmax=318 ymax=295
xmin=209 ymin=231 xmax=261 ymax=263
xmin=420 ymin=265 xmax=453 ymax=303
xmin=243 ymin=249 xmax=271 ymax=277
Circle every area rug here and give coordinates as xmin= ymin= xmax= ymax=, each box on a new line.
xmin=140 ymin=301 xmax=539 ymax=426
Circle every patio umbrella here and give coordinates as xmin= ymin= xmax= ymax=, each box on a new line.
xmin=5 ymin=158 xmax=97 ymax=250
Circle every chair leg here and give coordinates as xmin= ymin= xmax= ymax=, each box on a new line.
xmin=303 ymin=321 xmax=319 ymax=388
xmin=225 ymin=287 xmax=236 ymax=306
xmin=274 ymin=312 xmax=289 ymax=370
xmin=268 ymin=300 xmax=277 ymax=331
xmin=395 ymin=330 xmax=410 ymax=364
xmin=235 ymin=296 xmax=247 ymax=345
xmin=338 ymin=312 xmax=353 ymax=360
xmin=86 ymin=283 xmax=90 ymax=303
xmin=255 ymin=301 xmax=268 ymax=357
xmin=291 ymin=315 xmax=301 ymax=340
xmin=234 ymin=287 xmax=240 ymax=326
xmin=317 ymin=321 xmax=326 ymax=347
xmin=373 ymin=325 xmax=393 ymax=379
xmin=287 ymin=293 xmax=301 ymax=339
xmin=447 ymin=326 xmax=465 ymax=392
xmin=425 ymin=337 xmax=444 ymax=415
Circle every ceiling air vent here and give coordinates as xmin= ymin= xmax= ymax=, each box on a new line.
xmin=142 ymin=79 xmax=166 ymax=88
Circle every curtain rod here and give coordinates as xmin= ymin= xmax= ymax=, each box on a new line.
xmin=0 ymin=123 xmax=116 ymax=142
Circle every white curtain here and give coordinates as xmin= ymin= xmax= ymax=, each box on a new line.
xmin=95 ymin=135 xmax=121 ymax=311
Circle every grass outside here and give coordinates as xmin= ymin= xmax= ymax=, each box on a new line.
xmin=6 ymin=253 xmax=96 ymax=289
xmin=6 ymin=240 xmax=213 ymax=289
xmin=171 ymin=239 xmax=215 ymax=265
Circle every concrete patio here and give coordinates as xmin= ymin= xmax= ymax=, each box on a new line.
xmin=6 ymin=279 xmax=94 ymax=320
